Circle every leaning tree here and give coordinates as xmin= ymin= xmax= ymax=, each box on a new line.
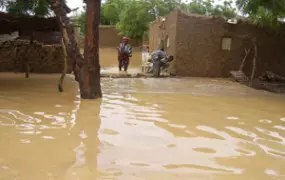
xmin=0 ymin=0 xmax=102 ymax=99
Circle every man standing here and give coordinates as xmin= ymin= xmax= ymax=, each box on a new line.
xmin=118 ymin=37 xmax=132 ymax=71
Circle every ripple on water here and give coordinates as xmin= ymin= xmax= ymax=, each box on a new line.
xmin=17 ymin=131 xmax=41 ymax=135
xmin=1 ymin=166 xmax=9 ymax=170
xmin=224 ymin=126 xmax=257 ymax=138
xmin=168 ymin=124 xmax=187 ymax=129
xmin=255 ymin=127 xmax=285 ymax=141
xmin=226 ymin=116 xmax=240 ymax=120
xmin=101 ymin=128 xmax=119 ymax=135
xmin=42 ymin=136 xmax=55 ymax=140
xmin=103 ymin=168 xmax=123 ymax=177
xmin=124 ymin=121 xmax=138 ymax=126
xmin=0 ymin=114 xmax=15 ymax=126
xmin=130 ymin=162 xmax=150 ymax=167
xmin=167 ymin=144 xmax=176 ymax=148
xmin=196 ymin=125 xmax=230 ymax=140
xmin=20 ymin=139 xmax=31 ymax=144
xmin=259 ymin=119 xmax=272 ymax=124
xmin=280 ymin=117 xmax=285 ymax=122
xmin=193 ymin=148 xmax=216 ymax=154
xmin=265 ymin=169 xmax=279 ymax=176
xmin=163 ymin=164 xmax=242 ymax=174
xmin=255 ymin=138 xmax=285 ymax=159
xmin=274 ymin=125 xmax=285 ymax=131
xmin=34 ymin=112 xmax=45 ymax=115
xmin=234 ymin=148 xmax=256 ymax=156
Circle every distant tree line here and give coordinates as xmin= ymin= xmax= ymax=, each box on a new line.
xmin=77 ymin=0 xmax=237 ymax=40
xmin=1 ymin=0 xmax=285 ymax=40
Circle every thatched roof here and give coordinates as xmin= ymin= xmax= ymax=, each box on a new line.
xmin=0 ymin=12 xmax=59 ymax=34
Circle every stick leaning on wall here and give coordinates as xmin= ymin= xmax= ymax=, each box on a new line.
xmin=58 ymin=38 xmax=68 ymax=92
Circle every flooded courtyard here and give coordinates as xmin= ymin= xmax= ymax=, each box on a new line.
xmin=0 ymin=73 xmax=285 ymax=180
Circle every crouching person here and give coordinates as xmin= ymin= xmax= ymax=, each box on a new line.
xmin=148 ymin=49 xmax=174 ymax=77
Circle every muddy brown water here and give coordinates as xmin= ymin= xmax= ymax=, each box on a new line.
xmin=94 ymin=48 xmax=142 ymax=68
xmin=1 ymin=73 xmax=285 ymax=180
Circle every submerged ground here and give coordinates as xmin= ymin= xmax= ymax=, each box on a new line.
xmin=0 ymin=73 xmax=285 ymax=180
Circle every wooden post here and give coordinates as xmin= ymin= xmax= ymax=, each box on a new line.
xmin=25 ymin=58 xmax=30 ymax=78
xmin=81 ymin=0 xmax=102 ymax=99
xmin=25 ymin=32 xmax=34 ymax=79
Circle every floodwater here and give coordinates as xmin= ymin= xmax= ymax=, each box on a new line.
xmin=97 ymin=48 xmax=142 ymax=68
xmin=1 ymin=73 xmax=285 ymax=180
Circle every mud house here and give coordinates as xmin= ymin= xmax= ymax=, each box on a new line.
xmin=0 ymin=12 xmax=68 ymax=73
xmin=149 ymin=9 xmax=285 ymax=78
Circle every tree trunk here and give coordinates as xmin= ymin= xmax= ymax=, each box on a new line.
xmin=50 ymin=0 xmax=102 ymax=99
xmin=81 ymin=0 xmax=102 ymax=99
xmin=50 ymin=0 xmax=83 ymax=83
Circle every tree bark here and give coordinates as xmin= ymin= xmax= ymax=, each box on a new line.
xmin=81 ymin=0 xmax=102 ymax=99
xmin=50 ymin=0 xmax=102 ymax=99
xmin=50 ymin=0 xmax=83 ymax=83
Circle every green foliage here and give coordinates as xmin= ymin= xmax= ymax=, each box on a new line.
xmin=116 ymin=0 xmax=153 ymax=40
xmin=2 ymin=0 xmax=50 ymax=16
xmin=181 ymin=0 xmax=236 ymax=19
xmin=116 ymin=0 xmax=182 ymax=40
xmin=102 ymin=0 xmax=129 ymax=25
xmin=77 ymin=11 xmax=86 ymax=34
xmin=236 ymin=0 xmax=285 ymax=26
xmin=76 ymin=0 xmax=180 ymax=39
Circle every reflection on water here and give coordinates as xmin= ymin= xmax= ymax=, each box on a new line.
xmin=1 ymin=73 xmax=285 ymax=180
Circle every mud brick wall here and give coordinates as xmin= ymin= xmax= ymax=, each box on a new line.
xmin=149 ymin=10 xmax=178 ymax=74
xmin=149 ymin=9 xmax=285 ymax=77
xmin=19 ymin=31 xmax=62 ymax=45
xmin=175 ymin=10 xmax=285 ymax=77
xmin=78 ymin=26 xmax=141 ymax=49
xmin=0 ymin=43 xmax=71 ymax=73
xmin=227 ymin=22 xmax=285 ymax=78
xmin=175 ymin=11 xmax=230 ymax=77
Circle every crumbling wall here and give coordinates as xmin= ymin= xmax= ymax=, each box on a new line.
xmin=19 ymin=30 xmax=61 ymax=45
xmin=149 ymin=10 xmax=178 ymax=74
xmin=175 ymin=10 xmax=285 ymax=77
xmin=0 ymin=41 xmax=70 ymax=73
xmin=229 ymin=22 xmax=285 ymax=79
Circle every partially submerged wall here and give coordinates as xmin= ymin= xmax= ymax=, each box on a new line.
xmin=0 ymin=42 xmax=69 ymax=73
xmin=175 ymin=10 xmax=285 ymax=77
xmin=175 ymin=11 xmax=228 ymax=77
xmin=149 ymin=9 xmax=285 ymax=77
